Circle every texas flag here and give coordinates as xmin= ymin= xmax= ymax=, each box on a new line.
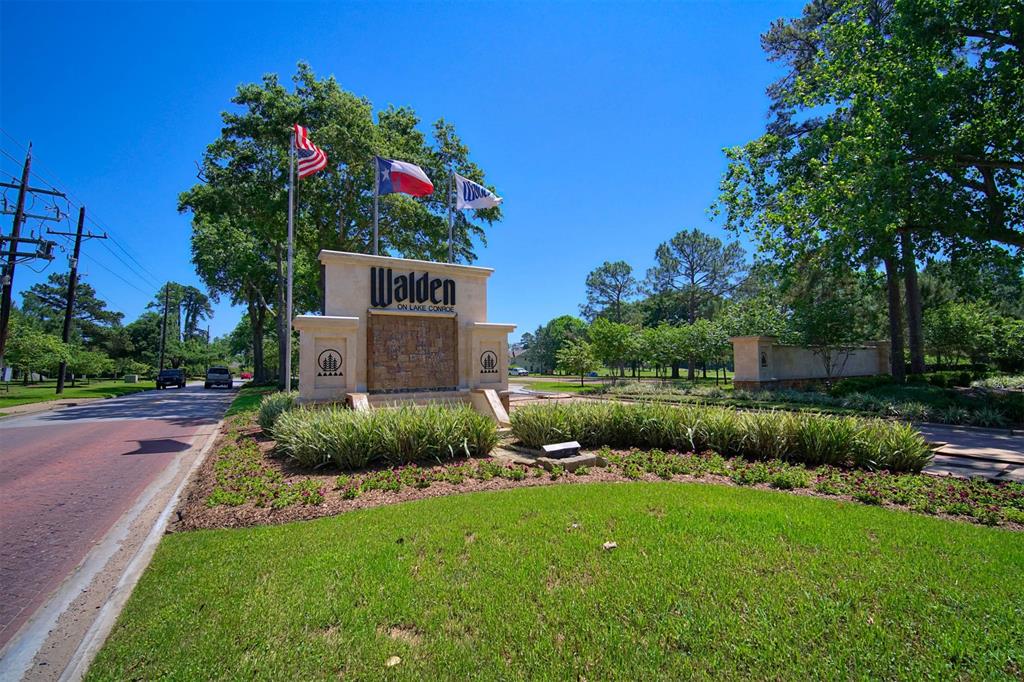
xmin=375 ymin=156 xmax=434 ymax=197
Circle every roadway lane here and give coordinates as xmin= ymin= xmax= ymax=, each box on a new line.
xmin=0 ymin=384 xmax=235 ymax=649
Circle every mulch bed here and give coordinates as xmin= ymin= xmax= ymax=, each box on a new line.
xmin=170 ymin=418 xmax=1023 ymax=533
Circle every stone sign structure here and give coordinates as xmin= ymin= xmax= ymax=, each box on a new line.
xmin=294 ymin=251 xmax=515 ymax=414
xmin=729 ymin=336 xmax=890 ymax=390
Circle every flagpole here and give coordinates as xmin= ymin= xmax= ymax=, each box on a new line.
xmin=448 ymin=169 xmax=454 ymax=263
xmin=372 ymin=156 xmax=379 ymax=255
xmin=285 ymin=130 xmax=295 ymax=391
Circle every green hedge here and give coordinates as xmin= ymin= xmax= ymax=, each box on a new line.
xmin=273 ymin=403 xmax=499 ymax=470
xmin=510 ymin=402 xmax=932 ymax=473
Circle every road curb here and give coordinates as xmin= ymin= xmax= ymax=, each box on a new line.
xmin=55 ymin=418 xmax=223 ymax=682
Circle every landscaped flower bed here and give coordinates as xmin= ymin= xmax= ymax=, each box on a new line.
xmin=183 ymin=389 xmax=1020 ymax=530
xmin=198 ymin=419 xmax=1023 ymax=529
xmin=510 ymin=401 xmax=933 ymax=472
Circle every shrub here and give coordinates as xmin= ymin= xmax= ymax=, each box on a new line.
xmin=971 ymin=375 xmax=1024 ymax=390
xmin=968 ymin=407 xmax=1009 ymax=428
xmin=510 ymin=402 xmax=932 ymax=473
xmin=273 ymin=403 xmax=499 ymax=470
xmin=257 ymin=391 xmax=298 ymax=434
xmin=831 ymin=375 xmax=896 ymax=397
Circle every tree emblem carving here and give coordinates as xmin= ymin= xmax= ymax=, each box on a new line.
xmin=480 ymin=350 xmax=498 ymax=374
xmin=317 ymin=349 xmax=343 ymax=377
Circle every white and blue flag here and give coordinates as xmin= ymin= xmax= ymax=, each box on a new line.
xmin=455 ymin=173 xmax=502 ymax=210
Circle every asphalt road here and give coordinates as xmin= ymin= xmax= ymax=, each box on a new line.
xmin=0 ymin=383 xmax=235 ymax=650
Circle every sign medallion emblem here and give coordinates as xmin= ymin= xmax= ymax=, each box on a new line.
xmin=480 ymin=350 xmax=498 ymax=374
xmin=317 ymin=349 xmax=343 ymax=376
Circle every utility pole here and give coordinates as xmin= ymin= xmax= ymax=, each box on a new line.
xmin=0 ymin=144 xmax=63 ymax=374
xmin=158 ymin=283 xmax=170 ymax=370
xmin=0 ymin=146 xmax=32 ymax=372
xmin=49 ymin=206 xmax=108 ymax=394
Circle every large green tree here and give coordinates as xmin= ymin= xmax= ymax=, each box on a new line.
xmin=580 ymin=261 xmax=638 ymax=323
xmin=646 ymin=229 xmax=746 ymax=378
xmin=718 ymin=0 xmax=1023 ymax=379
xmin=181 ymin=63 xmax=501 ymax=386
xmin=21 ymin=273 xmax=123 ymax=348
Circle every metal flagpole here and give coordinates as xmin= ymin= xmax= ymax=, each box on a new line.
xmin=372 ymin=156 xmax=379 ymax=255
xmin=285 ymin=130 xmax=295 ymax=390
xmin=448 ymin=169 xmax=455 ymax=263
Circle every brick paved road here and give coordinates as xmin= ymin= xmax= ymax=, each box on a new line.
xmin=0 ymin=385 xmax=234 ymax=649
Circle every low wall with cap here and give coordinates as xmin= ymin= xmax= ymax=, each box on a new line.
xmin=730 ymin=336 xmax=889 ymax=390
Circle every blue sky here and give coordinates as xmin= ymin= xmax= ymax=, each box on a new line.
xmin=1 ymin=0 xmax=802 ymax=341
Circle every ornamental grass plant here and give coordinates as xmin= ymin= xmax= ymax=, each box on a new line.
xmin=273 ymin=403 xmax=499 ymax=470
xmin=510 ymin=402 xmax=932 ymax=472
xmin=256 ymin=390 xmax=298 ymax=434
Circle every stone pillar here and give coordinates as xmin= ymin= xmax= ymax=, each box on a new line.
xmin=875 ymin=341 xmax=891 ymax=376
xmin=467 ymin=322 xmax=516 ymax=391
xmin=293 ymin=315 xmax=360 ymax=402
xmin=729 ymin=336 xmax=778 ymax=390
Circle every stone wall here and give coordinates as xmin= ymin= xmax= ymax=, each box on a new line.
xmin=294 ymin=251 xmax=516 ymax=403
xmin=366 ymin=314 xmax=458 ymax=392
xmin=730 ymin=336 xmax=889 ymax=389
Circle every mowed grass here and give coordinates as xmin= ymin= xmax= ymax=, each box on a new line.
xmin=88 ymin=483 xmax=1024 ymax=680
xmin=0 ymin=378 xmax=156 ymax=410
xmin=224 ymin=383 xmax=278 ymax=417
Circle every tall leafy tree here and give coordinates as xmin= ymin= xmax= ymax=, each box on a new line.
xmin=646 ymin=229 xmax=747 ymax=325
xmin=580 ymin=261 xmax=638 ymax=322
xmin=181 ymin=62 xmax=501 ymax=386
xmin=646 ymin=228 xmax=746 ymax=378
xmin=718 ymin=0 xmax=1023 ymax=379
xmin=20 ymin=273 xmax=123 ymax=347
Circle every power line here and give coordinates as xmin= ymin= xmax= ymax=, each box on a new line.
xmin=0 ymin=130 xmax=163 ymax=289
xmin=96 ymin=237 xmax=161 ymax=289
xmin=0 ymin=134 xmax=161 ymax=290
xmin=78 ymin=251 xmax=151 ymax=296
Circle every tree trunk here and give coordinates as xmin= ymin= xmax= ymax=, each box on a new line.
xmin=248 ymin=298 xmax=266 ymax=383
xmin=275 ymin=246 xmax=288 ymax=389
xmin=671 ymin=361 xmax=680 ymax=379
xmin=901 ymin=231 xmax=926 ymax=374
xmin=883 ymin=254 xmax=906 ymax=383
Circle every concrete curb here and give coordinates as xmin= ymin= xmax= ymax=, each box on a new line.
xmin=55 ymin=419 xmax=223 ymax=682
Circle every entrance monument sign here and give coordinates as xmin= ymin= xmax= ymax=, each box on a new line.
xmin=294 ymin=251 xmax=515 ymax=408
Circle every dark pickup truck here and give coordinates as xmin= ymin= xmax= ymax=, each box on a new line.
xmin=156 ymin=368 xmax=186 ymax=389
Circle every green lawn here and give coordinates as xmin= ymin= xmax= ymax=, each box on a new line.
xmin=88 ymin=483 xmax=1023 ymax=680
xmin=224 ymin=382 xmax=279 ymax=417
xmin=0 ymin=379 xmax=157 ymax=411
xmin=516 ymin=376 xmax=734 ymax=395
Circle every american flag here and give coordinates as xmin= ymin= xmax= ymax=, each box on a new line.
xmin=294 ymin=124 xmax=327 ymax=179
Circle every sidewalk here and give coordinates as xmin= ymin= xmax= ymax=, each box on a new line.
xmin=917 ymin=423 xmax=1024 ymax=482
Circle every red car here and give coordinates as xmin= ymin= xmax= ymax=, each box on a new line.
xmin=240 ymin=371 xmax=253 ymax=380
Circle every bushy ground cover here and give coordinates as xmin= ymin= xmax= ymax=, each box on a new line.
xmin=972 ymin=374 xmax=1024 ymax=391
xmin=511 ymin=401 xmax=932 ymax=472
xmin=594 ymin=377 xmax=1023 ymax=426
xmin=88 ymin=483 xmax=1024 ymax=680
xmin=0 ymin=378 xmax=157 ymax=411
xmin=207 ymin=435 xmax=325 ymax=509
